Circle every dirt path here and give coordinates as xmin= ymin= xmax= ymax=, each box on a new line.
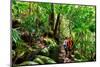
xmin=58 ymin=45 xmax=74 ymax=63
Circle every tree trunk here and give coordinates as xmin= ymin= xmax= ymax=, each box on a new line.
xmin=53 ymin=13 xmax=60 ymax=44
xmin=54 ymin=13 xmax=60 ymax=36
xmin=49 ymin=3 xmax=55 ymax=31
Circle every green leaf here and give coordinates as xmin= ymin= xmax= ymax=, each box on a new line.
xmin=33 ymin=58 xmax=45 ymax=64
xmin=20 ymin=61 xmax=38 ymax=66
xmin=36 ymin=55 xmax=56 ymax=64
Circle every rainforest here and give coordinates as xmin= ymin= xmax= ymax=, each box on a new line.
xmin=12 ymin=0 xmax=96 ymax=66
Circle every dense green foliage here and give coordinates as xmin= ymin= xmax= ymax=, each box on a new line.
xmin=12 ymin=0 xmax=96 ymax=66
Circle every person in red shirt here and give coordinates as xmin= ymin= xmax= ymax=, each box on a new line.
xmin=67 ymin=37 xmax=73 ymax=58
xmin=67 ymin=37 xmax=73 ymax=50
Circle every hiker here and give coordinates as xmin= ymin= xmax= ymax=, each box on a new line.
xmin=67 ymin=37 xmax=73 ymax=58
xmin=63 ymin=37 xmax=68 ymax=54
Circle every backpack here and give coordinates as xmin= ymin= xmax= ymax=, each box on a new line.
xmin=67 ymin=39 xmax=73 ymax=49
